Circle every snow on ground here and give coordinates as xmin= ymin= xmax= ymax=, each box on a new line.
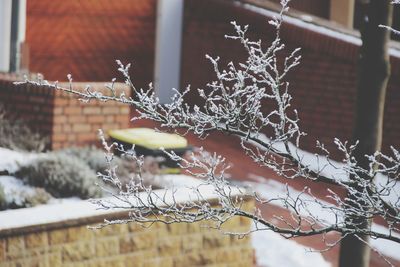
xmin=253 ymin=133 xmax=400 ymax=208
xmin=157 ymin=174 xmax=333 ymax=267
xmin=0 ymin=169 xmax=332 ymax=267
xmin=247 ymin=176 xmax=340 ymax=225
xmin=1 ymin=145 xmax=397 ymax=263
xmin=252 ymin=226 xmax=331 ymax=267
xmin=154 ymin=174 xmax=206 ymax=188
xmin=245 ymin=175 xmax=400 ymax=261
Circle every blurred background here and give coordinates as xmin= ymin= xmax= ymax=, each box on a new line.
xmin=0 ymin=1 xmax=400 ymax=266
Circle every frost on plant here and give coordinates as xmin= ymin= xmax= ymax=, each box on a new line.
xmin=15 ymin=153 xmax=102 ymax=199
xmin=17 ymin=0 xmax=400 ymax=252
xmin=0 ymin=105 xmax=48 ymax=152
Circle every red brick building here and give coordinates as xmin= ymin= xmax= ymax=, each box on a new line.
xmin=0 ymin=0 xmax=399 ymax=154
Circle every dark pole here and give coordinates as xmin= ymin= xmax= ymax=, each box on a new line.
xmin=338 ymin=1 xmax=392 ymax=267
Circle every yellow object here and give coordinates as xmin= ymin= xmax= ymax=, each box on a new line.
xmin=108 ymin=128 xmax=188 ymax=150
xmin=160 ymin=168 xmax=181 ymax=174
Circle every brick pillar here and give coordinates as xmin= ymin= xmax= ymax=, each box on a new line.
xmin=51 ymin=82 xmax=132 ymax=149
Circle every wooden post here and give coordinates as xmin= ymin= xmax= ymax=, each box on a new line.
xmin=330 ymin=0 xmax=355 ymax=28
xmin=339 ymin=1 xmax=392 ymax=267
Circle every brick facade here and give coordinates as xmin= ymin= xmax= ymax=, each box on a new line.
xmin=0 ymin=75 xmax=131 ymax=150
xmin=0 ymin=200 xmax=254 ymax=267
xmin=26 ymin=0 xmax=156 ymax=90
xmin=180 ymin=0 xmax=400 ymax=157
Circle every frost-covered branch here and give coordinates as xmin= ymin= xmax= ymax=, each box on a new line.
xmin=16 ymin=2 xmax=338 ymax=188
xmin=15 ymin=0 xmax=400 ymax=251
xmin=90 ymin=132 xmax=400 ymax=244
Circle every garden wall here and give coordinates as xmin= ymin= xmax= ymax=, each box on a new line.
xmin=0 ymin=74 xmax=131 ymax=150
xmin=0 ymin=194 xmax=254 ymax=267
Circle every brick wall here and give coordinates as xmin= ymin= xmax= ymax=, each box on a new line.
xmin=0 ymin=200 xmax=254 ymax=267
xmin=0 ymin=75 xmax=131 ymax=150
xmin=26 ymin=0 xmax=156 ymax=90
xmin=0 ymin=74 xmax=54 ymax=139
xmin=50 ymin=83 xmax=131 ymax=149
xmin=180 ymin=0 xmax=400 ymax=157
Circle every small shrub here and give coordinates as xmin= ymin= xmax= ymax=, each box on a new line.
xmin=15 ymin=153 xmax=102 ymax=199
xmin=6 ymin=188 xmax=52 ymax=210
xmin=23 ymin=188 xmax=52 ymax=207
xmin=0 ymin=105 xmax=48 ymax=152
xmin=0 ymin=176 xmax=52 ymax=210
xmin=59 ymin=146 xmax=135 ymax=179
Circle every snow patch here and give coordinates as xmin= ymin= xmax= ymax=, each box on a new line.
xmin=245 ymin=177 xmax=340 ymax=226
xmin=370 ymin=223 xmax=400 ymax=261
xmin=0 ymin=147 xmax=39 ymax=173
xmin=0 ymin=175 xmax=242 ymax=230
xmin=153 ymin=174 xmax=204 ymax=188
xmin=0 ymin=197 xmax=106 ymax=230
xmin=253 ymin=133 xmax=400 ymax=208
xmin=252 ymin=227 xmax=331 ymax=267
xmin=246 ymin=176 xmax=400 ymax=261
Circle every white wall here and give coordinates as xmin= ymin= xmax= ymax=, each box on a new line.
xmin=154 ymin=0 xmax=184 ymax=104
xmin=0 ymin=0 xmax=12 ymax=72
xmin=12 ymin=0 xmax=27 ymax=71
xmin=18 ymin=0 xmax=26 ymax=42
